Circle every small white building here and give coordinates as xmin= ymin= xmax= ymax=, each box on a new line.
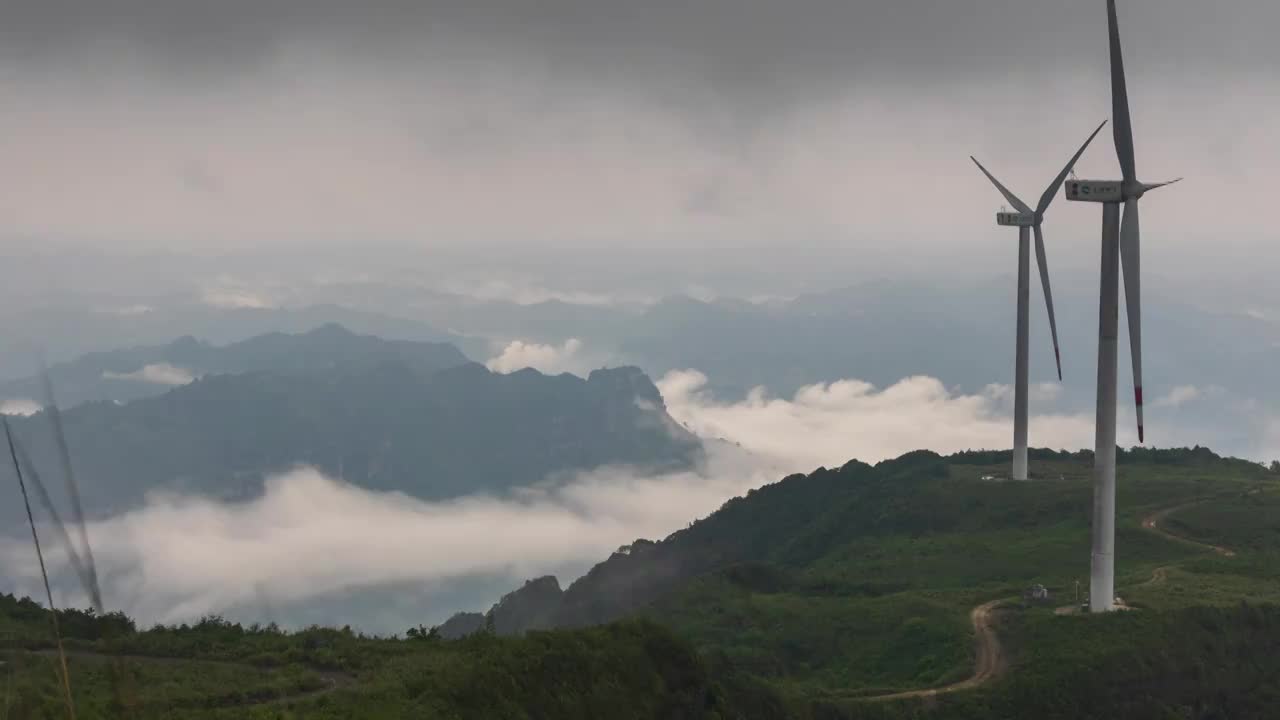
xmin=1024 ymin=584 xmax=1052 ymax=603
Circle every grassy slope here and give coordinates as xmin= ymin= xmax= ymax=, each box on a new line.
xmin=2 ymin=449 xmax=1278 ymax=718
xmin=651 ymin=449 xmax=1276 ymax=704
xmin=0 ymin=615 xmax=737 ymax=720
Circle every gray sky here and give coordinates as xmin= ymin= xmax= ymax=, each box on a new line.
xmin=1 ymin=0 xmax=1277 ymax=260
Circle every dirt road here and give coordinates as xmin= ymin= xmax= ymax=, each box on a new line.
xmin=1139 ymin=565 xmax=1171 ymax=587
xmin=863 ymin=597 xmax=1006 ymax=702
xmin=1141 ymin=501 xmax=1236 ymax=557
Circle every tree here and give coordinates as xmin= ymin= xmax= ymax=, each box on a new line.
xmin=405 ymin=624 xmax=441 ymax=641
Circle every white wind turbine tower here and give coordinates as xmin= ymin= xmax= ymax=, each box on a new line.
xmin=1065 ymin=0 xmax=1181 ymax=612
xmin=971 ymin=120 xmax=1106 ymax=481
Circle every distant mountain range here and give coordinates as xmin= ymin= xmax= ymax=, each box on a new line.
xmin=0 ymin=301 xmax=487 ymax=383
xmin=0 ymin=323 xmax=470 ymax=408
xmin=2 ymin=326 xmax=701 ymax=524
xmin=6 ymin=276 xmax=1278 ymax=459
xmin=367 ymin=277 xmax=1280 ymax=410
xmin=369 ymin=280 xmax=1280 ymax=456
xmin=614 ymin=281 xmax=1280 ymax=408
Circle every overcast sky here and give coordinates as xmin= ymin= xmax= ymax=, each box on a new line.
xmin=1 ymin=0 xmax=1276 ymax=268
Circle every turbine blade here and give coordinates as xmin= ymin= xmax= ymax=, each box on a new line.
xmin=970 ymin=156 xmax=1031 ymax=214
xmin=1120 ymin=198 xmax=1144 ymax=442
xmin=1033 ymin=224 xmax=1063 ymax=381
xmin=1108 ymin=0 xmax=1136 ymax=183
xmin=1143 ymin=178 xmax=1184 ymax=193
xmin=1037 ymin=120 xmax=1108 ymax=216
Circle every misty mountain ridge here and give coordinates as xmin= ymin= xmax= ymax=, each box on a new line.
xmin=0 ymin=322 xmax=470 ymax=409
xmin=0 ymin=299 xmax=486 ymax=382
xmin=4 ymin=353 xmax=701 ymax=525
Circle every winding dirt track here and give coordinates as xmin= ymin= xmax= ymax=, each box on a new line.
xmin=1120 ymin=497 xmax=1241 ymax=600
xmin=862 ymin=598 xmax=1007 ymax=703
xmin=1141 ymin=501 xmax=1236 ymax=557
xmin=1138 ymin=565 xmax=1171 ymax=587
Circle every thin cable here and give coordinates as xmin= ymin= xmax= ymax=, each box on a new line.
xmin=41 ymin=372 xmax=102 ymax=611
xmin=4 ymin=419 xmax=76 ymax=720
xmin=11 ymin=441 xmax=91 ymax=600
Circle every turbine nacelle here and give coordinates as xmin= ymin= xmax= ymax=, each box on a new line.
xmin=996 ymin=211 xmax=1036 ymax=227
xmin=1067 ymin=178 xmax=1183 ymax=203
xmin=1065 ymin=179 xmax=1124 ymax=203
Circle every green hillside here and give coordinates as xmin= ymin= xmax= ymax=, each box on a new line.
xmin=662 ymin=448 xmax=1280 ymax=718
xmin=638 ymin=449 xmax=1279 ymax=700
xmin=3 ymin=448 xmax=1279 ymax=718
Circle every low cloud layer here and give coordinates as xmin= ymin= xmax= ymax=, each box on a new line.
xmin=103 ymin=363 xmax=197 ymax=386
xmin=0 ymin=447 xmax=773 ymax=630
xmin=659 ymin=370 xmax=1101 ymax=470
xmin=486 ymin=338 xmax=599 ymax=376
xmin=442 ymin=278 xmax=637 ymax=308
xmin=200 ymin=288 xmax=276 ymax=310
xmin=0 ymin=398 xmax=41 ymax=417
xmin=1154 ymin=385 xmax=1201 ymax=408
xmin=93 ymin=304 xmax=155 ymax=317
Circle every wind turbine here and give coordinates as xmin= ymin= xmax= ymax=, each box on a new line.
xmin=1065 ymin=0 xmax=1181 ymax=612
xmin=971 ymin=120 xmax=1106 ymax=481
